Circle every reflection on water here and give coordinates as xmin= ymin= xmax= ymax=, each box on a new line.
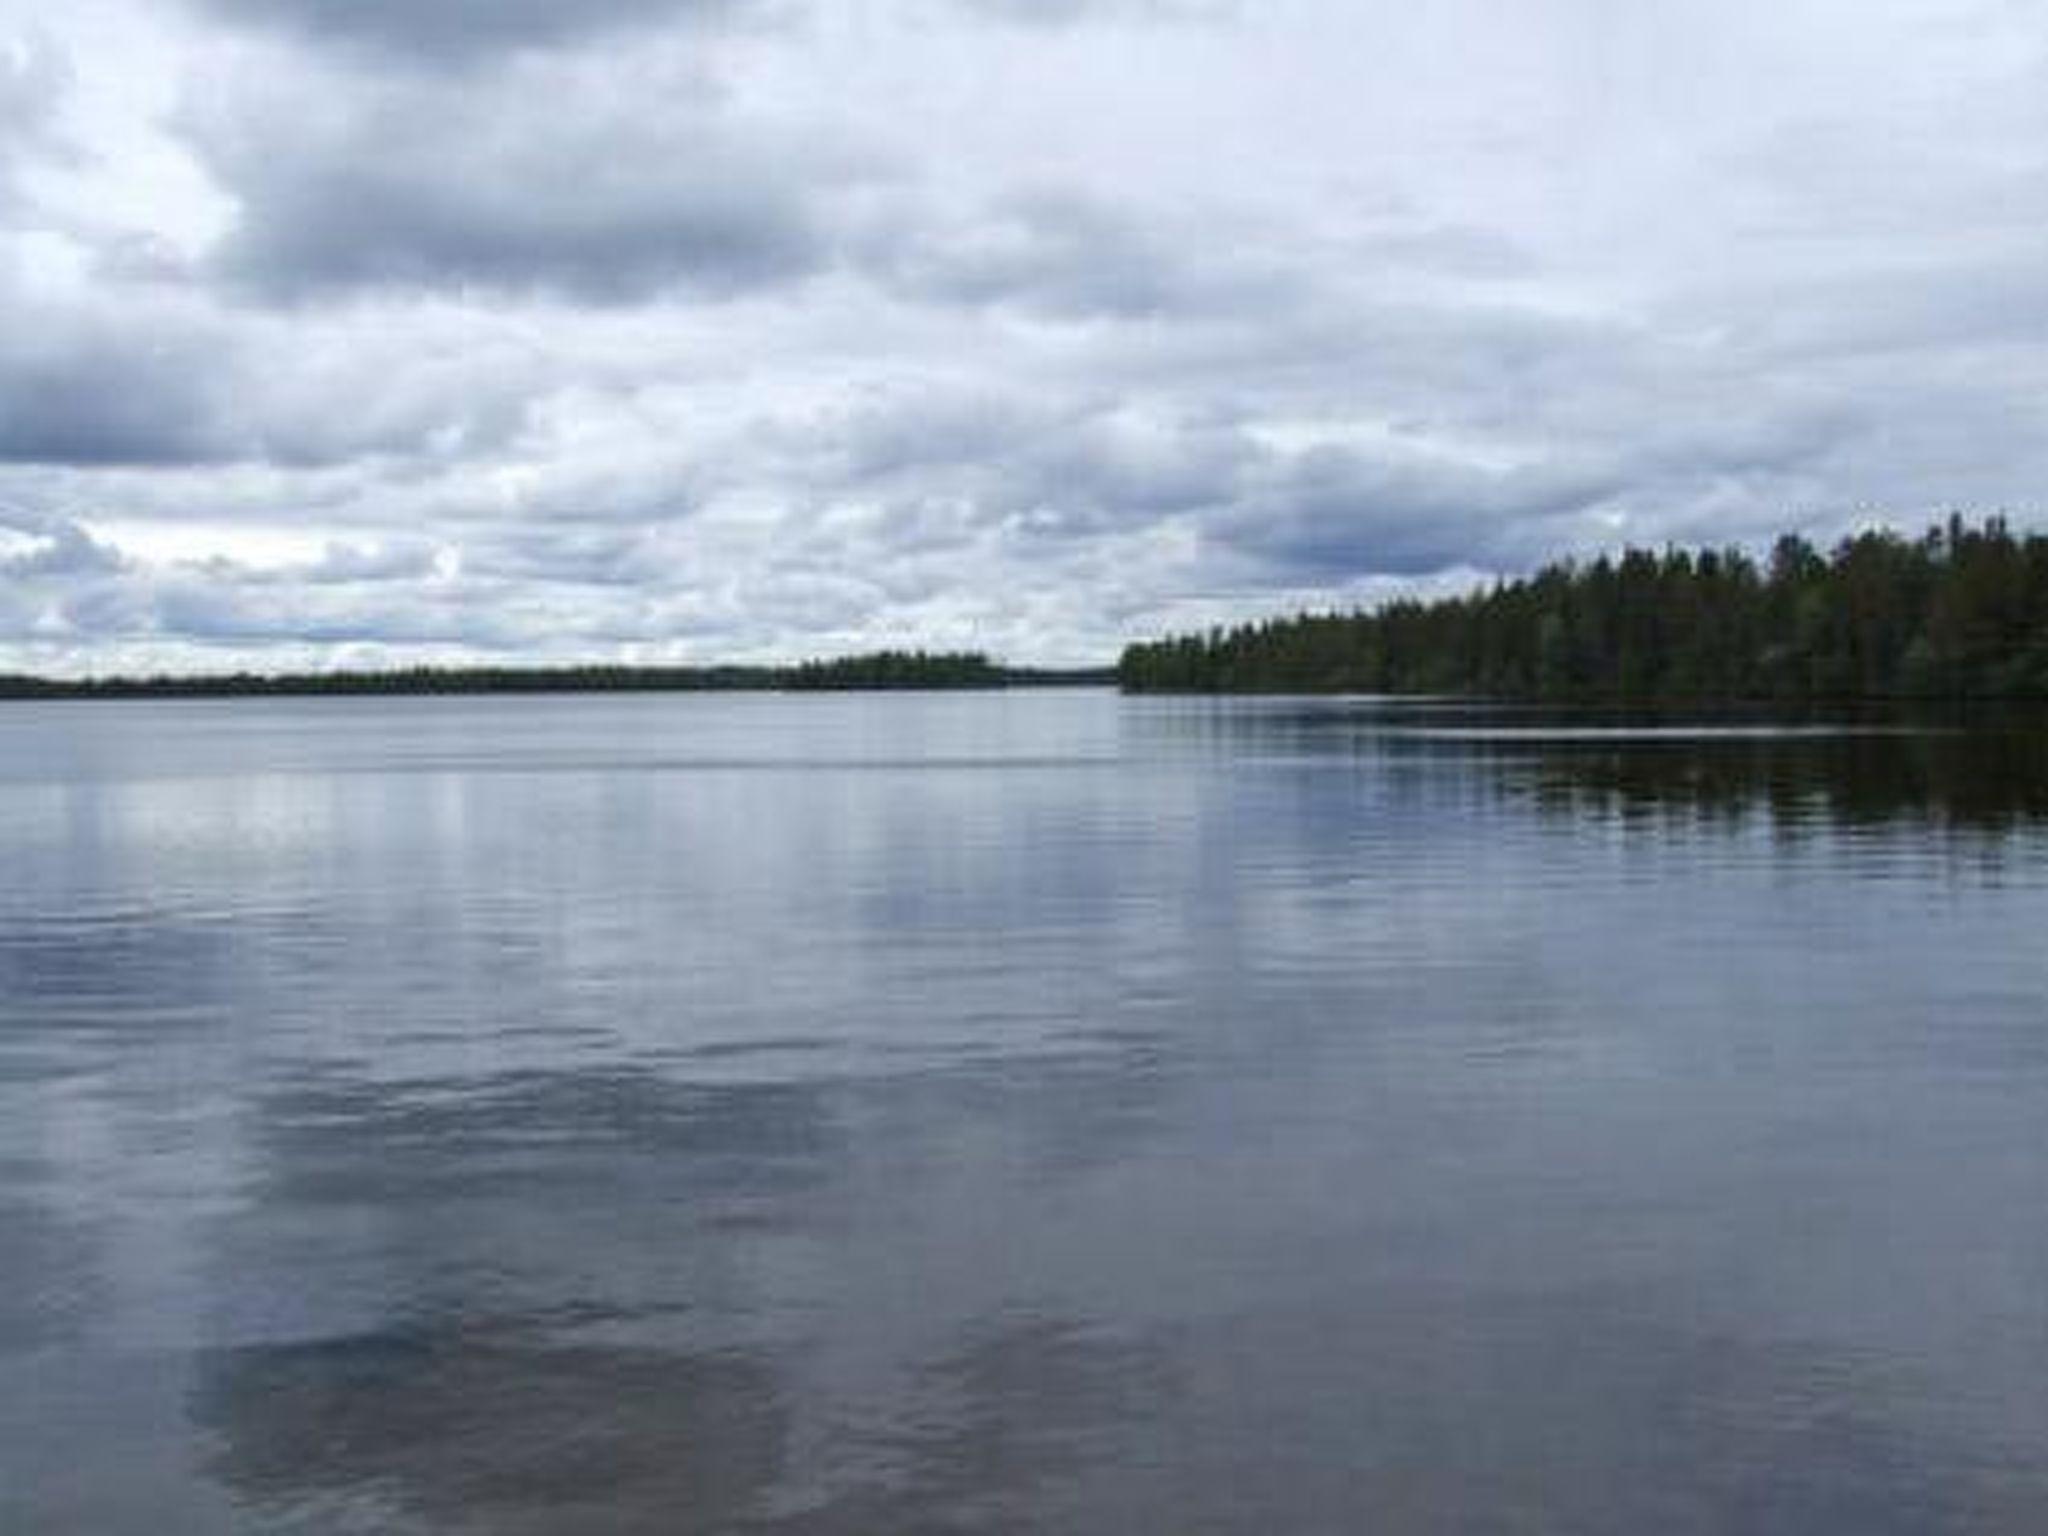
xmin=196 ymin=1319 xmax=788 ymax=1536
xmin=1131 ymin=696 xmax=2048 ymax=834
xmin=1520 ymin=728 xmax=2048 ymax=834
xmin=4 ymin=693 xmax=2048 ymax=1533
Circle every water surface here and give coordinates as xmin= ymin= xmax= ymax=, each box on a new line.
xmin=4 ymin=692 xmax=2046 ymax=1533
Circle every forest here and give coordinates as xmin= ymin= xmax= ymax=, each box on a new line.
xmin=0 ymin=651 xmax=1104 ymax=700
xmin=783 ymin=650 xmax=1008 ymax=689
xmin=1119 ymin=517 xmax=2048 ymax=698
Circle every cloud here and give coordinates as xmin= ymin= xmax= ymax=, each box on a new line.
xmin=292 ymin=539 xmax=443 ymax=585
xmin=187 ymin=53 xmax=856 ymax=304
xmin=732 ymin=386 xmax=1247 ymax=561
xmin=7 ymin=0 xmax=2048 ymax=672
xmin=858 ymin=190 xmax=1296 ymax=321
xmin=0 ymin=263 xmax=544 ymax=469
xmin=795 ymin=384 xmax=1626 ymax=579
xmin=1206 ymin=443 xmax=1622 ymax=578
xmin=0 ymin=280 xmax=230 ymax=466
xmin=956 ymin=0 xmax=1236 ymax=28
xmin=0 ymin=512 xmax=124 ymax=578
xmin=0 ymin=534 xmax=517 ymax=656
xmin=183 ymin=0 xmax=767 ymax=66
xmin=464 ymin=525 xmax=676 ymax=588
xmin=0 ymin=33 xmax=74 ymax=213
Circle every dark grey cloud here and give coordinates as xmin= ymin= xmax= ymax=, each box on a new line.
xmin=0 ymin=273 xmax=540 ymax=469
xmin=186 ymin=0 xmax=765 ymax=65
xmin=187 ymin=59 xmax=851 ymax=304
xmin=1207 ymin=445 xmax=1623 ymax=579
xmin=0 ymin=295 xmax=228 ymax=467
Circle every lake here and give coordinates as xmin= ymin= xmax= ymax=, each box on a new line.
xmin=4 ymin=691 xmax=2046 ymax=1533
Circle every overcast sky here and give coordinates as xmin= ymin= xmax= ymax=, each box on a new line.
xmin=1 ymin=0 xmax=2044 ymax=671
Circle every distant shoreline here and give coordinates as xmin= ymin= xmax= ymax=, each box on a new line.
xmin=0 ymin=654 xmax=1116 ymax=701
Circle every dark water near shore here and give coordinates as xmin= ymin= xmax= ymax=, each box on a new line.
xmin=4 ymin=691 xmax=2047 ymax=1534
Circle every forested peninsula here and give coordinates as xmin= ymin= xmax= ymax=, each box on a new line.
xmin=1120 ymin=518 xmax=2048 ymax=699
xmin=0 ymin=651 xmax=1108 ymax=700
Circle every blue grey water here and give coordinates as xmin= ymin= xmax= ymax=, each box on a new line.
xmin=3 ymin=691 xmax=2046 ymax=1533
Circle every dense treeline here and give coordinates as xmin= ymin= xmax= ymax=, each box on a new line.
xmin=0 ymin=652 xmax=1108 ymax=700
xmin=0 ymin=665 xmax=780 ymax=699
xmin=783 ymin=650 xmax=1008 ymax=689
xmin=1120 ymin=517 xmax=2048 ymax=699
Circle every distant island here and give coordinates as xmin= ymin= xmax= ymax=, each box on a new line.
xmin=1121 ymin=517 xmax=2048 ymax=699
xmin=0 ymin=651 xmax=1111 ymax=701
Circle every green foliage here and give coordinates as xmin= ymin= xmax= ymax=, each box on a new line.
xmin=0 ymin=652 xmax=1108 ymax=700
xmin=0 ymin=663 xmax=773 ymax=699
xmin=1118 ymin=518 xmax=2048 ymax=699
xmin=783 ymin=651 xmax=1008 ymax=690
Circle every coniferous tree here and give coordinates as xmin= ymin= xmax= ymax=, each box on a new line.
xmin=1118 ymin=519 xmax=2048 ymax=699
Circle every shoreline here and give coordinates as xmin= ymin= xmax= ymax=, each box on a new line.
xmin=0 ymin=657 xmax=1115 ymax=701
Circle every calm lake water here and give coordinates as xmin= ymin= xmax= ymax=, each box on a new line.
xmin=4 ymin=691 xmax=2047 ymax=1534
